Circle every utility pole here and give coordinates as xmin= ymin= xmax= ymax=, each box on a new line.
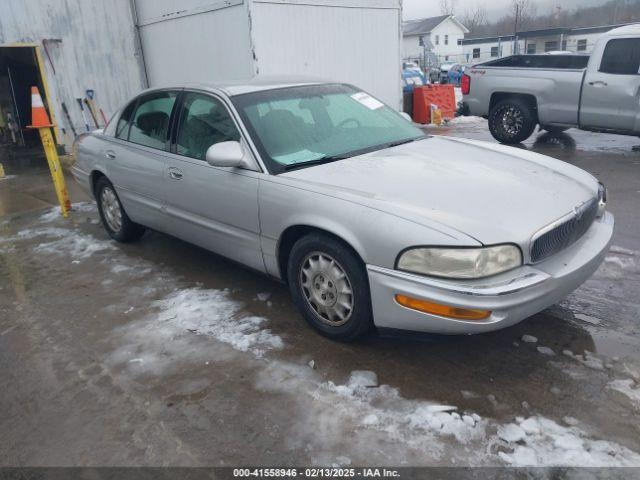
xmin=513 ymin=3 xmax=519 ymax=54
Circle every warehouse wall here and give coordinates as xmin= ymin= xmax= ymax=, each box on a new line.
xmin=251 ymin=0 xmax=402 ymax=109
xmin=134 ymin=0 xmax=254 ymax=87
xmin=0 ymin=0 xmax=146 ymax=148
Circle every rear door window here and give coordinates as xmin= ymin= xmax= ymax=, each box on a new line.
xmin=128 ymin=91 xmax=178 ymax=150
xmin=115 ymin=101 xmax=135 ymax=140
xmin=600 ymin=38 xmax=640 ymax=75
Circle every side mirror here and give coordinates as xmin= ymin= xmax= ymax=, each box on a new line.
xmin=399 ymin=112 xmax=412 ymax=123
xmin=205 ymin=141 xmax=250 ymax=169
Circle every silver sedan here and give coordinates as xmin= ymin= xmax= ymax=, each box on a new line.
xmin=72 ymin=79 xmax=613 ymax=341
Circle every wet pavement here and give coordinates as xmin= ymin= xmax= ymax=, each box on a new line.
xmin=0 ymin=124 xmax=639 ymax=467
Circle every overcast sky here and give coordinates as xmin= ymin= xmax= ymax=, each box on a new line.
xmin=402 ymin=0 xmax=606 ymax=21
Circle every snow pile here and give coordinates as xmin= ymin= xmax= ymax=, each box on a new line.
xmin=152 ymin=288 xmax=283 ymax=357
xmin=608 ymin=379 xmax=640 ymax=410
xmin=562 ymin=350 xmax=606 ymax=371
xmin=256 ymin=363 xmax=487 ymax=463
xmin=496 ymin=416 xmax=640 ymax=467
xmin=537 ymin=346 xmax=556 ymax=356
xmin=39 ymin=202 xmax=97 ymax=222
xmin=9 ymin=224 xmax=116 ymax=260
xmin=33 ymin=230 xmax=116 ymax=260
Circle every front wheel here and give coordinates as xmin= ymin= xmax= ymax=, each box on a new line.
xmin=287 ymin=233 xmax=373 ymax=341
xmin=95 ymin=177 xmax=145 ymax=242
xmin=488 ymin=99 xmax=537 ymax=144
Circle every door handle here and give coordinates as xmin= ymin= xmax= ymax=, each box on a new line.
xmin=588 ymin=81 xmax=608 ymax=87
xmin=105 ymin=150 xmax=116 ymax=159
xmin=168 ymin=167 xmax=183 ymax=180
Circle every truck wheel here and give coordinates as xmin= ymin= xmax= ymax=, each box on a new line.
xmin=489 ymin=99 xmax=537 ymax=144
xmin=95 ymin=176 xmax=145 ymax=243
xmin=287 ymin=233 xmax=373 ymax=342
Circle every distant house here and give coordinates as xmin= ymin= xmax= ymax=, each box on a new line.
xmin=460 ymin=23 xmax=637 ymax=64
xmin=403 ymin=15 xmax=469 ymax=66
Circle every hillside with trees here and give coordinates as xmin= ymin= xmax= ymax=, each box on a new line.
xmin=447 ymin=0 xmax=640 ymax=38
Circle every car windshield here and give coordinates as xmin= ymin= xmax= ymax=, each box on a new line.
xmin=232 ymin=84 xmax=426 ymax=173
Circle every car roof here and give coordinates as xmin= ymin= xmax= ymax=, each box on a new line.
xmin=181 ymin=76 xmax=331 ymax=96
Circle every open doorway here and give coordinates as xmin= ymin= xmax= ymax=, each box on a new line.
xmin=0 ymin=45 xmax=55 ymax=151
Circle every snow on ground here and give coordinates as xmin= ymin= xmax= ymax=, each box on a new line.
xmin=32 ymin=230 xmax=116 ymax=260
xmin=497 ymin=416 xmax=640 ymax=466
xmin=562 ymin=350 xmax=606 ymax=371
xmin=153 ymin=288 xmax=283 ymax=356
xmin=256 ymin=361 xmax=487 ymax=464
xmin=608 ymin=379 xmax=640 ymax=410
xmin=256 ymin=361 xmax=640 ymax=466
xmin=39 ymin=202 xmax=97 ymax=223
xmin=537 ymin=346 xmax=556 ymax=356
xmin=7 ymin=208 xmax=640 ymax=466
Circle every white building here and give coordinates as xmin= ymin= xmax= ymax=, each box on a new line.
xmin=460 ymin=23 xmax=636 ymax=64
xmin=403 ymin=15 xmax=469 ymax=65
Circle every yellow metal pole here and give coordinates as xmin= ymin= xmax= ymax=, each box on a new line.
xmin=33 ymin=46 xmax=62 ymax=146
xmin=38 ymin=126 xmax=71 ymax=217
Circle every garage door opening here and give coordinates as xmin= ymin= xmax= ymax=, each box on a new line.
xmin=0 ymin=45 xmax=56 ymax=151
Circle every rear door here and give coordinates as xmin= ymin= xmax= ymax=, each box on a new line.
xmin=105 ymin=90 xmax=179 ymax=229
xmin=162 ymin=90 xmax=264 ymax=272
xmin=580 ymin=37 xmax=640 ymax=132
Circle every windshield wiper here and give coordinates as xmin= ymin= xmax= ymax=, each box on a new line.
xmin=385 ymin=137 xmax=423 ymax=149
xmin=282 ymin=155 xmax=350 ymax=171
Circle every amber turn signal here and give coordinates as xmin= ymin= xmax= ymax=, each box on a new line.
xmin=395 ymin=294 xmax=491 ymax=321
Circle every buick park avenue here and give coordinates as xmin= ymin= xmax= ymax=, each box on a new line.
xmin=72 ymin=79 xmax=613 ymax=341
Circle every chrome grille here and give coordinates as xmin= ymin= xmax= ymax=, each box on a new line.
xmin=530 ymin=198 xmax=599 ymax=263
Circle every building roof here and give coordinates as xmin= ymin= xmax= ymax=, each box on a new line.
xmin=460 ymin=22 xmax=639 ymax=45
xmin=403 ymin=15 xmax=469 ymax=36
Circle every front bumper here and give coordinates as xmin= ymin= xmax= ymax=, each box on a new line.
xmin=367 ymin=212 xmax=614 ymax=334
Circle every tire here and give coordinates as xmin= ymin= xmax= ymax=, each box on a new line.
xmin=488 ymin=98 xmax=537 ymax=144
xmin=95 ymin=176 xmax=145 ymax=243
xmin=542 ymin=126 xmax=569 ymax=134
xmin=287 ymin=233 xmax=372 ymax=341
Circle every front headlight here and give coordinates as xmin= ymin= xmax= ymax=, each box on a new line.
xmin=397 ymin=245 xmax=522 ymax=279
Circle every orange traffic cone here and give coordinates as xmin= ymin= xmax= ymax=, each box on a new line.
xmin=27 ymin=86 xmax=53 ymax=128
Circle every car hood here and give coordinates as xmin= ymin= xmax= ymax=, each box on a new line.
xmin=280 ymin=136 xmax=598 ymax=247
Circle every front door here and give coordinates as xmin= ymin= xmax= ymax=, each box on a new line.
xmin=162 ymin=91 xmax=264 ymax=272
xmin=580 ymin=37 xmax=640 ymax=132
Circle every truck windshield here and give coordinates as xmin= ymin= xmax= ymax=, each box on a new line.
xmin=232 ymin=84 xmax=426 ymax=173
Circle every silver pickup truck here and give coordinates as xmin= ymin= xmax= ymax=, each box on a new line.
xmin=461 ymin=24 xmax=640 ymax=144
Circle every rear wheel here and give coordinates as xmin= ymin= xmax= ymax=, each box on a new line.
xmin=489 ymin=98 xmax=537 ymax=144
xmin=95 ymin=177 xmax=145 ymax=242
xmin=287 ymin=233 xmax=372 ymax=341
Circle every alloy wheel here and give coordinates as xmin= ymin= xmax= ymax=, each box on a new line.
xmin=501 ymin=106 xmax=524 ymax=137
xmin=100 ymin=186 xmax=122 ymax=233
xmin=299 ymin=251 xmax=354 ymax=326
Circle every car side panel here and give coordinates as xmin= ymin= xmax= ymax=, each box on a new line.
xmin=464 ymin=68 xmax=584 ymax=126
xmin=161 ymin=151 xmax=265 ymax=273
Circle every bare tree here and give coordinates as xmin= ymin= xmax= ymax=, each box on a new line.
xmin=439 ymin=0 xmax=457 ymax=15
xmin=511 ymin=0 xmax=538 ymax=30
xmin=460 ymin=3 xmax=488 ymax=34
